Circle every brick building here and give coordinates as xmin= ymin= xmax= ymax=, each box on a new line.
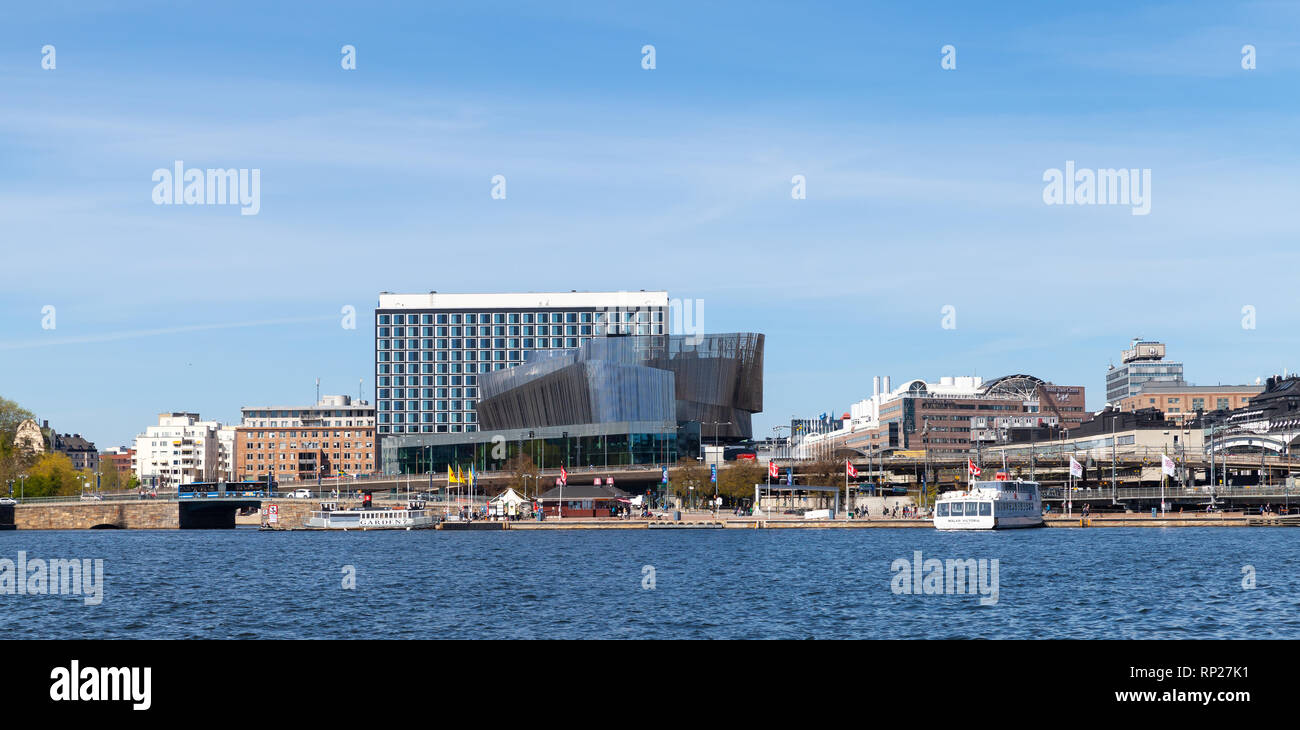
xmin=800 ymin=374 xmax=1086 ymax=460
xmin=235 ymin=395 xmax=376 ymax=482
xmin=1118 ymin=383 xmax=1260 ymax=423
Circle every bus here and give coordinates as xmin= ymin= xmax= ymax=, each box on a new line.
xmin=178 ymin=479 xmax=271 ymax=499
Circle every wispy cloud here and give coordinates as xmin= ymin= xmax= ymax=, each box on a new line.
xmin=0 ymin=316 xmax=336 ymax=351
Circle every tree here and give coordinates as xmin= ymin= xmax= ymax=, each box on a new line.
xmin=501 ymin=452 xmax=539 ymax=497
xmin=804 ymin=456 xmax=843 ymax=489
xmin=22 ymin=453 xmax=87 ymax=498
xmin=0 ymin=396 xmax=37 ymax=493
xmin=671 ymin=458 xmax=709 ymax=508
xmin=96 ymin=460 xmax=124 ymax=493
xmin=717 ymin=459 xmax=764 ymax=503
xmin=0 ymin=396 xmax=35 ymax=435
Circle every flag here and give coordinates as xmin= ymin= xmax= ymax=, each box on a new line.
xmin=769 ymin=461 xmax=779 ymax=479
xmin=1069 ymin=456 xmax=1083 ymax=478
xmin=560 ymin=465 xmax=568 ymax=486
xmin=1161 ymin=453 xmax=1175 ymax=477
xmin=967 ymin=459 xmax=981 ymax=477
xmin=846 ymin=459 xmax=858 ymax=478
xmin=468 ymin=465 xmax=476 ymax=487
xmin=449 ymin=467 xmax=462 ymax=485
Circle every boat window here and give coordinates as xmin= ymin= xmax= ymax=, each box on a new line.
xmin=979 ymin=502 xmax=992 ymax=516
xmin=937 ymin=503 xmax=949 ymax=517
xmin=948 ymin=502 xmax=962 ymax=516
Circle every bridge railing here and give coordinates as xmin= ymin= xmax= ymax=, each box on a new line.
xmin=1044 ymin=485 xmax=1297 ymax=501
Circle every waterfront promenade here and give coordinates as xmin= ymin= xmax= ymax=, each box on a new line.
xmin=11 ymin=495 xmax=1288 ymax=529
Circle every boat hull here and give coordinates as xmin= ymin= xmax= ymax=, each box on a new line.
xmin=304 ymin=509 xmax=436 ymax=530
xmin=934 ymin=514 xmax=1043 ymax=530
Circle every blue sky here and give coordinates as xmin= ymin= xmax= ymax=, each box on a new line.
xmin=2 ymin=1 xmax=1299 ymax=447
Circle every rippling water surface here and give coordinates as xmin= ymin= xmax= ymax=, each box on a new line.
xmin=2 ymin=527 xmax=1297 ymax=639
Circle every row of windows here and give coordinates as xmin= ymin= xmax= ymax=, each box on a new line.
xmin=246 ymin=421 xmax=371 ymax=428
xmin=245 ymin=452 xmax=370 ymax=461
xmin=377 ymin=324 xmax=661 ymax=342
xmin=377 ymin=311 xmax=663 ymax=326
xmin=241 ymin=430 xmax=370 ymax=439
xmin=379 ymin=363 xmax=512 ymax=375
xmin=243 ymin=410 xmax=368 ymax=419
xmin=242 ymin=441 xmax=367 ymax=449
xmin=378 ymin=412 xmax=478 ymax=423
xmin=379 ymin=401 xmax=476 ymax=412
xmin=380 ymin=388 xmax=477 ymax=399
xmin=378 ymin=375 xmax=477 ymax=387
xmin=380 ymin=350 xmax=528 ymax=362
xmin=379 ymin=424 xmax=477 ymax=434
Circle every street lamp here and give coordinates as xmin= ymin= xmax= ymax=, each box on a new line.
xmin=703 ymin=421 xmax=732 ymax=464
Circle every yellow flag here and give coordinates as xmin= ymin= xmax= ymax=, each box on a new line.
xmin=448 ymin=467 xmax=461 ymax=485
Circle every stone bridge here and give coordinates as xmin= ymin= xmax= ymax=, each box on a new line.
xmin=13 ymin=498 xmax=262 ymax=530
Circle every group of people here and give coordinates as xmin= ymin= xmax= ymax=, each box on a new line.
xmin=851 ymin=502 xmax=921 ymax=519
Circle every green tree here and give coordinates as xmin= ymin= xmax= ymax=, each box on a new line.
xmin=0 ymin=396 xmax=35 ymax=435
xmin=671 ymin=458 xmax=709 ymax=508
xmin=23 ymin=453 xmax=87 ymax=498
xmin=96 ymin=460 xmax=124 ymax=493
xmin=0 ymin=396 xmax=38 ymax=494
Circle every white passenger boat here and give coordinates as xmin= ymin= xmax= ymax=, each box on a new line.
xmin=304 ymin=500 xmax=437 ymax=530
xmin=933 ymin=479 xmax=1043 ymax=530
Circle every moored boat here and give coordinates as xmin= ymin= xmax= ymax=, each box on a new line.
xmin=304 ymin=499 xmax=437 ymax=530
xmin=933 ymin=479 xmax=1043 ymax=530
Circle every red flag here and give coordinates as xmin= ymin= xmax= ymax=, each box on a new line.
xmin=560 ymin=465 xmax=568 ymax=486
xmin=967 ymin=459 xmax=981 ymax=477
xmin=846 ymin=459 xmax=858 ymax=478
xmin=768 ymin=461 xmax=779 ymax=479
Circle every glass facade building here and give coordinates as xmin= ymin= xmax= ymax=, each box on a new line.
xmin=373 ymin=291 xmax=670 ymax=438
xmin=378 ymin=331 xmax=765 ymax=476
xmin=381 ymin=421 xmax=678 ymax=475
xmin=1105 ymin=341 xmax=1185 ymax=403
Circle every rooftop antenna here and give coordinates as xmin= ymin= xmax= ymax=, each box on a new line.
xmin=359 ymin=377 xmax=363 ymax=402
xmin=316 ymin=378 xmax=320 ymax=405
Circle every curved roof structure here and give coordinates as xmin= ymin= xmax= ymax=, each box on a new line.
xmin=979 ymin=374 xmax=1048 ymax=400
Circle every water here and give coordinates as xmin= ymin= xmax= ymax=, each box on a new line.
xmin=2 ymin=527 xmax=1297 ymax=639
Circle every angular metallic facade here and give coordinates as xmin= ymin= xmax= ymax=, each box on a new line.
xmin=477 ymin=333 xmax=764 ymax=440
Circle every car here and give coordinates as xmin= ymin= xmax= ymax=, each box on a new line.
xmin=79 ymin=493 xmax=103 ymax=502
xmin=287 ymin=489 xmax=312 ymax=499
xmin=0 ymin=497 xmax=16 ymax=505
